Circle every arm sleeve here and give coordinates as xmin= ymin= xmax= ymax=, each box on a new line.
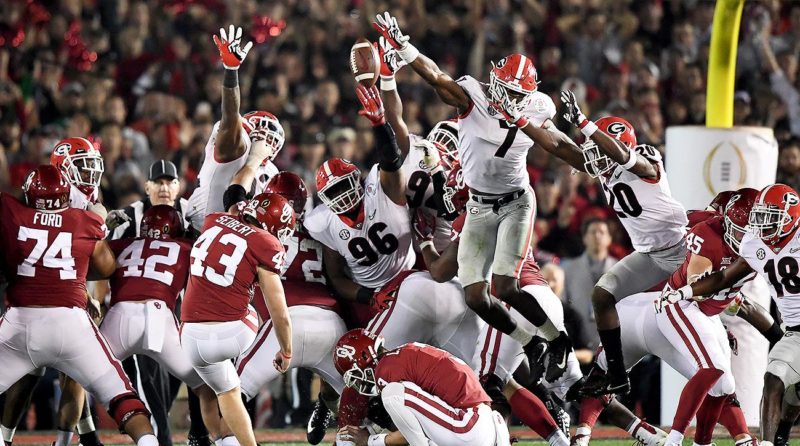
xmin=374 ymin=123 xmax=403 ymax=172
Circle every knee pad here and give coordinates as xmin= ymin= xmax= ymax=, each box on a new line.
xmin=709 ymin=372 xmax=735 ymax=397
xmin=767 ymin=360 xmax=800 ymax=388
xmin=108 ymin=393 xmax=150 ymax=429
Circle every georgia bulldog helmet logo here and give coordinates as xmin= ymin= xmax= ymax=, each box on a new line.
xmin=784 ymin=192 xmax=799 ymax=206
xmin=606 ymin=121 xmax=628 ymax=136
xmin=53 ymin=143 xmax=71 ymax=156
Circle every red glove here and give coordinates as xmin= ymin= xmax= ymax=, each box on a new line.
xmin=212 ymin=25 xmax=253 ymax=70
xmin=412 ymin=209 xmax=435 ymax=244
xmin=356 ymin=84 xmax=385 ymax=126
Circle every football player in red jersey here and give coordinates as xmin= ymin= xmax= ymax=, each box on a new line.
xmin=231 ymin=172 xmax=347 ymax=445
xmin=3 ymin=137 xmax=108 ymax=446
xmin=334 ymin=330 xmax=510 ymax=446
xmin=0 ymin=166 xmax=158 ymax=446
xmin=660 ymin=183 xmax=800 ymax=445
xmin=99 ymin=205 xmax=223 ymax=441
xmin=372 ymin=13 xmax=573 ymax=381
xmin=186 ymin=24 xmax=285 ymax=231
xmin=180 ymin=192 xmax=295 ymax=446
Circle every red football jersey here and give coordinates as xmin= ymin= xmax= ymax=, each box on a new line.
xmin=687 ymin=210 xmax=718 ymax=229
xmin=375 ymin=343 xmax=490 ymax=409
xmin=0 ymin=193 xmax=105 ymax=308
xmin=182 ymin=213 xmax=285 ymax=322
xmin=108 ymin=237 xmax=192 ymax=311
xmin=667 ymin=216 xmax=746 ymax=316
xmin=251 ymin=228 xmax=337 ymax=320
xmin=451 ymin=213 xmax=548 ymax=288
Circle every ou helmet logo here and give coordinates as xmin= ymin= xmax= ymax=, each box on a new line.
xmin=606 ymin=122 xmax=628 ymax=136
xmin=53 ymin=144 xmax=71 ymax=156
xmin=336 ymin=345 xmax=356 ymax=360
xmin=280 ymin=203 xmax=293 ymax=223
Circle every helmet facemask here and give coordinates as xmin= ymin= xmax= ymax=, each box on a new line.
xmin=580 ymin=140 xmax=617 ymax=178
xmin=64 ymin=152 xmax=104 ymax=194
xmin=343 ymin=365 xmax=379 ymax=396
xmin=318 ymin=171 xmax=363 ymax=214
xmin=489 ymin=62 xmax=535 ymax=114
xmin=723 ymin=216 xmax=748 ymax=252
xmin=246 ymin=115 xmax=285 ymax=161
xmin=748 ymin=203 xmax=790 ymax=242
xmin=427 ymin=122 xmax=459 ymax=166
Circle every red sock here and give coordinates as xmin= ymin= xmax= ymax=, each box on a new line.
xmin=672 ymin=368 xmax=724 ymax=433
xmin=579 ymin=397 xmax=606 ymax=428
xmin=509 ymin=387 xmax=558 ymax=438
xmin=718 ymin=395 xmax=750 ymax=438
xmin=693 ymin=395 xmax=726 ymax=444
xmin=337 ymin=387 xmax=369 ymax=428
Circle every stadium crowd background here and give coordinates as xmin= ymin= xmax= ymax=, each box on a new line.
xmin=0 ymin=0 xmax=798 ymax=432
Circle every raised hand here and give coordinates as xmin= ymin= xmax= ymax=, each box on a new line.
xmin=213 ymin=25 xmax=254 ymax=70
xmin=355 ymin=84 xmax=385 ymax=126
xmin=560 ymin=90 xmax=588 ymax=127
xmin=376 ymin=36 xmax=407 ymax=75
xmin=372 ymin=12 xmax=410 ymax=50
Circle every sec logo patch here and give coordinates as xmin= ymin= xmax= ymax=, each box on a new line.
xmin=757 ymin=248 xmax=766 ymax=260
xmin=339 ymin=229 xmax=351 ymax=240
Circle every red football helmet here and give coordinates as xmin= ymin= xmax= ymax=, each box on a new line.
xmin=242 ymin=111 xmax=285 ymax=161
xmin=49 ymin=137 xmax=104 ymax=195
xmin=23 ymin=165 xmax=70 ymax=211
xmin=141 ymin=205 xmax=185 ymax=240
xmin=489 ymin=54 xmax=539 ymax=113
xmin=333 ymin=329 xmax=385 ymax=396
xmin=580 ymin=116 xmax=637 ymax=178
xmin=708 ymin=190 xmax=736 ymax=213
xmin=749 ymin=184 xmax=800 ymax=244
xmin=443 ymin=161 xmax=468 ymax=215
xmin=241 ymin=192 xmax=296 ymax=243
xmin=722 ymin=188 xmax=759 ymax=251
xmin=264 ymin=172 xmax=308 ymax=218
xmin=427 ymin=120 xmax=459 ymax=167
xmin=316 ymin=158 xmax=363 ymax=215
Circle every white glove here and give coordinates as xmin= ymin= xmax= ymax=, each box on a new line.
xmin=654 ymin=285 xmax=693 ymax=313
xmin=88 ymin=202 xmax=108 ymax=220
xmin=415 ymin=140 xmax=442 ymax=174
xmin=373 ymin=12 xmax=419 ymax=62
xmin=244 ymin=129 xmax=274 ymax=169
xmin=378 ymin=36 xmax=407 ymax=74
xmin=106 ymin=209 xmax=131 ymax=230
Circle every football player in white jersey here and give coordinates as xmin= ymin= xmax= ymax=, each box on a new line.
xmin=372 ymin=12 xmax=572 ymax=381
xmin=186 ymin=25 xmax=284 ymax=232
xmin=375 ymin=36 xmax=458 ymax=251
xmin=492 ymin=89 xmax=688 ymax=395
xmin=660 ymin=183 xmax=800 ymax=445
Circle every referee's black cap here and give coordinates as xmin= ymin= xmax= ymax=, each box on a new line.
xmin=149 ymin=160 xmax=178 ymax=181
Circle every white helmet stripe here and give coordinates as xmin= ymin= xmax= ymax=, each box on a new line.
xmin=323 ymin=161 xmax=332 ymax=177
xmin=77 ymin=137 xmax=94 ymax=150
xmin=515 ymin=55 xmax=527 ymax=80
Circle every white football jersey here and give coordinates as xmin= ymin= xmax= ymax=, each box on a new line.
xmin=186 ymin=121 xmax=278 ymax=230
xmin=304 ymin=165 xmax=416 ymax=289
xmin=601 ymin=145 xmax=687 ymax=252
xmin=740 ymin=229 xmax=800 ymax=326
xmin=69 ymin=184 xmax=97 ymax=210
xmin=402 ymin=134 xmax=453 ymax=252
xmin=456 ymin=75 xmax=555 ymax=194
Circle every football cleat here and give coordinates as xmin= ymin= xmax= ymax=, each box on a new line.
xmin=306 ymin=399 xmax=333 ymax=445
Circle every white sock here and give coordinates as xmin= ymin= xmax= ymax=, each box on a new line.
xmin=510 ymin=326 xmax=533 ymax=345
xmin=536 ymin=318 xmax=559 ymax=341
xmin=1 ymin=425 xmax=15 ymax=443
xmin=666 ymin=429 xmax=684 ymax=445
xmin=574 ymin=425 xmax=592 ymax=438
xmin=76 ymin=416 xmax=95 ymax=435
xmin=135 ymin=434 xmax=158 ymax=446
xmin=547 ymin=429 xmax=569 ymax=446
xmin=734 ymin=435 xmax=753 ymax=446
xmin=625 ymin=417 xmax=642 ymax=434
xmin=54 ymin=430 xmax=73 ymax=446
xmin=220 ymin=436 xmax=240 ymax=446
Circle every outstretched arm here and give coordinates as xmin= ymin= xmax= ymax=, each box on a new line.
xmin=356 ymin=84 xmax=406 ymax=206
xmin=373 ymin=12 xmax=471 ymax=111
xmin=560 ymin=90 xmax=657 ymax=179
xmin=222 ymin=129 xmax=274 ymax=212
xmin=376 ymin=38 xmax=411 ymax=157
xmin=213 ymin=25 xmax=254 ymax=162
xmin=737 ymin=297 xmax=783 ymax=347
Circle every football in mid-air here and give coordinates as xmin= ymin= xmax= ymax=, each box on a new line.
xmin=350 ymin=37 xmax=380 ymax=87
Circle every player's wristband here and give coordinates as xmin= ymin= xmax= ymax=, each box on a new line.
xmin=762 ymin=321 xmax=784 ymax=345
xmin=223 ymin=184 xmax=248 ymax=211
xmin=578 ymin=118 xmax=597 ymax=137
xmin=223 ymin=69 xmax=239 ymax=87
xmin=419 ymin=240 xmax=434 ymax=251
xmin=367 ymin=434 xmax=387 ymax=446
xmin=357 ymin=287 xmax=376 ymax=305
xmin=380 ymin=75 xmax=396 ymax=91
xmin=397 ymin=43 xmax=420 ymax=63
xmin=677 ymin=284 xmax=694 ymax=300
xmin=620 ymin=151 xmax=638 ymax=170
